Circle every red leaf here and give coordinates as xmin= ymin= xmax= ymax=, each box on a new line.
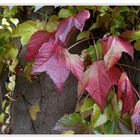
xmin=131 ymin=100 xmax=140 ymax=134
xmin=26 ymin=11 xmax=90 ymax=92
xmin=81 ymin=60 xmax=121 ymax=111
xmin=32 ymin=40 xmax=84 ymax=92
xmin=101 ymin=36 xmax=134 ymax=69
xmin=32 ymin=41 xmax=70 ymax=92
xmin=26 ymin=30 xmax=53 ymax=62
xmin=108 ymin=66 xmax=122 ymax=85
xmin=117 ymin=72 xmax=135 ymax=115
xmin=64 ymin=50 xmax=84 ymax=82
xmin=55 ymin=10 xmax=90 ymax=43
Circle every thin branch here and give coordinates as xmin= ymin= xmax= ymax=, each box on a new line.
xmin=67 ymin=38 xmax=92 ymax=51
xmin=118 ymin=63 xmax=125 ymax=72
xmin=65 ymin=28 xmax=76 ymax=46
xmin=91 ymin=33 xmax=99 ymax=60
xmin=118 ymin=63 xmax=140 ymax=72
xmin=36 ymin=11 xmax=47 ymax=18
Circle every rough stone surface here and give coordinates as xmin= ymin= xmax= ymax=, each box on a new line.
xmin=10 ymin=72 xmax=78 ymax=134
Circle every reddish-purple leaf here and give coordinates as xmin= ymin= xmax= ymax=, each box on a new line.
xmin=26 ymin=11 xmax=90 ymax=92
xmin=81 ymin=60 xmax=121 ymax=111
xmin=117 ymin=72 xmax=135 ymax=115
xmin=32 ymin=40 xmax=84 ymax=92
xmin=26 ymin=30 xmax=54 ymax=62
xmin=108 ymin=66 xmax=122 ymax=85
xmin=32 ymin=41 xmax=70 ymax=92
xmin=64 ymin=50 xmax=83 ymax=82
xmin=101 ymin=36 xmax=134 ymax=69
xmin=131 ymin=100 xmax=140 ymax=134
xmin=55 ymin=10 xmax=90 ymax=43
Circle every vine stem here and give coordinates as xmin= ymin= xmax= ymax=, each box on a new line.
xmin=118 ymin=63 xmax=140 ymax=72
xmin=64 ymin=28 xmax=76 ymax=46
xmin=67 ymin=38 xmax=92 ymax=51
xmin=91 ymin=33 xmax=99 ymax=60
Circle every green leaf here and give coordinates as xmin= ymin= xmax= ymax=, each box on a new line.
xmin=62 ymin=130 xmax=75 ymax=134
xmin=53 ymin=113 xmax=89 ymax=133
xmin=2 ymin=18 xmax=10 ymax=26
xmin=12 ymin=20 xmax=45 ymax=46
xmin=77 ymin=31 xmax=90 ymax=41
xmin=114 ymin=6 xmax=129 ymax=13
xmin=3 ymin=6 xmax=18 ymax=18
xmin=0 ymin=113 xmax=5 ymax=124
xmin=58 ymin=8 xmax=74 ymax=18
xmin=9 ymin=59 xmax=19 ymax=73
xmin=24 ymin=62 xmax=33 ymax=82
xmin=89 ymin=13 xmax=111 ymax=30
xmin=91 ymin=104 xmax=107 ymax=128
xmin=111 ymin=14 xmax=126 ymax=29
xmin=10 ymin=18 xmax=19 ymax=26
xmin=134 ymin=39 xmax=140 ymax=51
xmin=97 ymin=6 xmax=111 ymax=14
xmin=4 ymin=44 xmax=18 ymax=60
xmin=102 ymin=119 xmax=132 ymax=134
xmin=29 ymin=103 xmax=40 ymax=121
xmin=103 ymin=119 xmax=120 ymax=134
xmin=80 ymin=98 xmax=94 ymax=112
xmin=88 ymin=40 xmax=103 ymax=61
xmin=46 ymin=15 xmax=58 ymax=32
xmin=7 ymin=75 xmax=16 ymax=91
xmin=120 ymin=30 xmax=140 ymax=42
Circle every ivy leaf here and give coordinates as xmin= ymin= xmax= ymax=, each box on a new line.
xmin=46 ymin=15 xmax=58 ymax=33
xmin=102 ymin=119 xmax=132 ymax=134
xmin=81 ymin=60 xmax=121 ymax=111
xmin=53 ymin=113 xmax=89 ymax=133
xmin=88 ymin=40 xmax=103 ymax=62
xmin=101 ymin=36 xmax=134 ymax=69
xmin=77 ymin=30 xmax=90 ymax=41
xmin=32 ymin=40 xmax=83 ymax=92
xmin=32 ymin=41 xmax=70 ymax=92
xmin=117 ymin=72 xmax=135 ymax=115
xmin=131 ymin=100 xmax=140 ymax=134
xmin=55 ymin=10 xmax=90 ymax=43
xmin=91 ymin=104 xmax=108 ymax=128
xmin=134 ymin=39 xmax=140 ymax=51
xmin=120 ymin=30 xmax=140 ymax=42
xmin=26 ymin=30 xmax=53 ymax=62
xmin=111 ymin=14 xmax=126 ymax=29
xmin=64 ymin=50 xmax=84 ymax=82
xmin=27 ymin=11 xmax=89 ymax=92
xmin=58 ymin=8 xmax=74 ymax=18
xmin=29 ymin=103 xmax=40 ymax=121
xmin=80 ymin=98 xmax=94 ymax=112
xmin=12 ymin=20 xmax=45 ymax=46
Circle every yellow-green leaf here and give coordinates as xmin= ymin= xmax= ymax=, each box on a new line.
xmin=46 ymin=15 xmax=58 ymax=32
xmin=134 ymin=39 xmax=140 ymax=51
xmin=12 ymin=20 xmax=45 ymax=46
xmin=9 ymin=59 xmax=19 ymax=73
xmin=77 ymin=31 xmax=90 ymax=41
xmin=80 ymin=98 xmax=94 ymax=112
xmin=62 ymin=130 xmax=75 ymax=134
xmin=58 ymin=8 xmax=74 ymax=18
xmin=10 ymin=18 xmax=19 ymax=26
xmin=29 ymin=104 xmax=40 ymax=121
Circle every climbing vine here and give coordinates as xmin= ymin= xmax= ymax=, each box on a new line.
xmin=0 ymin=6 xmax=140 ymax=134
